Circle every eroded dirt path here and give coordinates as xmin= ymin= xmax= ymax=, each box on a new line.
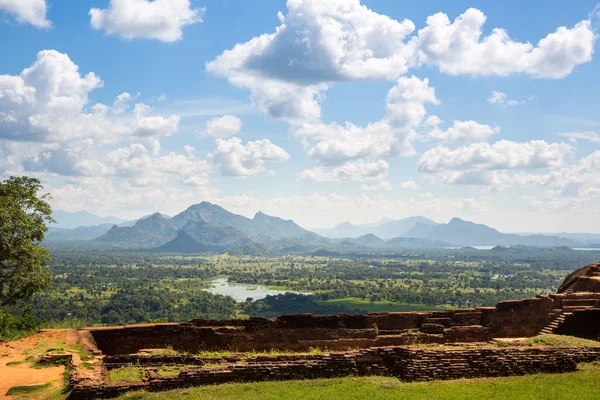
xmin=0 ymin=330 xmax=69 ymax=399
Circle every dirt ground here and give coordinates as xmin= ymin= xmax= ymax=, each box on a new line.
xmin=0 ymin=330 xmax=69 ymax=399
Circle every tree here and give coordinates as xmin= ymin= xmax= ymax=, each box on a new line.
xmin=0 ymin=176 xmax=54 ymax=307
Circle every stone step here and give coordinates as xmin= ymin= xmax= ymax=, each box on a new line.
xmin=562 ymin=299 xmax=600 ymax=307
xmin=562 ymin=305 xmax=595 ymax=311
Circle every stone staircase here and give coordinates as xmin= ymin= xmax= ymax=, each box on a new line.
xmin=539 ymin=292 xmax=600 ymax=335
xmin=539 ymin=310 xmax=572 ymax=335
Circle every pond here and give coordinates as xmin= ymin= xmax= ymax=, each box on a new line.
xmin=203 ymin=278 xmax=307 ymax=302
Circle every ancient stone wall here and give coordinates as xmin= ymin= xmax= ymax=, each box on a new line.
xmin=486 ymin=297 xmax=554 ymax=337
xmin=557 ymin=309 xmax=600 ymax=340
xmin=88 ymin=297 xmax=563 ymax=356
xmin=68 ymin=346 xmax=600 ymax=399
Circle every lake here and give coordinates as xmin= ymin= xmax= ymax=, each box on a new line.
xmin=203 ymin=278 xmax=307 ymax=302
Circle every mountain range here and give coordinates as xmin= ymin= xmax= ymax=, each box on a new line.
xmin=400 ymin=218 xmax=579 ymax=247
xmin=314 ymin=216 xmax=438 ymax=239
xmin=44 ymin=203 xmax=600 ymax=254
xmin=50 ymin=210 xmax=125 ymax=229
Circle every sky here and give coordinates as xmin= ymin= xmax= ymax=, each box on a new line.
xmin=0 ymin=0 xmax=599 ymax=233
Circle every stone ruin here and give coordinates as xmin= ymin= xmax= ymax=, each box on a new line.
xmin=64 ymin=262 xmax=600 ymax=399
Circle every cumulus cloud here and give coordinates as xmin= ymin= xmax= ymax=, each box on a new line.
xmin=414 ymin=8 xmax=595 ymax=78
xmin=294 ymin=76 xmax=438 ymax=165
xmin=206 ymin=0 xmax=417 ymax=121
xmin=401 ymin=181 xmax=419 ymax=190
xmin=428 ymin=120 xmax=500 ymax=142
xmin=0 ymin=50 xmax=180 ymax=144
xmin=89 ymin=0 xmax=205 ymax=42
xmin=487 ymin=90 xmax=532 ymax=107
xmin=419 ymin=140 xmax=572 ymax=174
xmin=0 ymin=0 xmax=50 ymax=28
xmin=210 ymin=137 xmax=290 ymax=177
xmin=298 ymin=160 xmax=388 ymax=182
xmin=203 ymin=115 xmax=243 ymax=138
xmin=207 ymin=1 xmax=594 ymax=121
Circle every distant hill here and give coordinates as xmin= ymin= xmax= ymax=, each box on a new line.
xmin=314 ymin=216 xmax=438 ymax=239
xmin=95 ymin=213 xmax=177 ymax=248
xmin=94 ymin=202 xmax=318 ymax=251
xmin=349 ymin=234 xmax=388 ymax=248
xmin=45 ymin=224 xmax=114 ymax=241
xmin=153 ymin=220 xmax=252 ymax=253
xmin=50 ymin=210 xmax=125 ymax=229
xmin=401 ymin=217 xmax=577 ymax=247
xmin=118 ymin=213 xmax=172 ymax=227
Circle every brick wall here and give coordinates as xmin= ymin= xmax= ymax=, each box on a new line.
xmin=69 ymin=346 xmax=600 ymax=399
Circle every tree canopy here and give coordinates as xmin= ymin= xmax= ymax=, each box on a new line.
xmin=0 ymin=176 xmax=54 ymax=307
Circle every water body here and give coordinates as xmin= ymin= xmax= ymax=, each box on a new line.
xmin=203 ymin=278 xmax=307 ymax=302
xmin=573 ymin=248 xmax=600 ymax=251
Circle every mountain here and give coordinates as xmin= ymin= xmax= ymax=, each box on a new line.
xmin=94 ymin=202 xmax=317 ymax=250
xmin=168 ymin=202 xmax=313 ymax=243
xmin=45 ymin=223 xmax=114 ymax=241
xmin=152 ymin=220 xmax=252 ymax=253
xmin=515 ymin=232 xmax=600 ymax=247
xmin=349 ymin=234 xmax=387 ymax=248
xmin=118 ymin=213 xmax=172 ymax=227
xmin=369 ymin=217 xmax=439 ymax=239
xmin=95 ymin=213 xmax=177 ymax=248
xmin=314 ymin=216 xmax=438 ymax=239
xmin=402 ymin=217 xmax=577 ymax=247
xmin=50 ymin=210 xmax=125 ymax=229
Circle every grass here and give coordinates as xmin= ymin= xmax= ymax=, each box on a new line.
xmin=523 ymin=334 xmax=600 ymax=348
xmin=116 ymin=362 xmax=600 ymax=400
xmin=195 ymin=347 xmax=326 ymax=358
xmin=109 ymin=366 xmax=185 ymax=382
xmin=110 ymin=366 xmax=145 ymax=382
xmin=6 ymin=382 xmax=51 ymax=396
xmin=322 ymin=297 xmax=445 ymax=313
xmin=6 ymin=359 xmax=27 ymax=366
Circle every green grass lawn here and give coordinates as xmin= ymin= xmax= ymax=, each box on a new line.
xmin=322 ymin=297 xmax=445 ymax=313
xmin=117 ymin=362 xmax=600 ymax=400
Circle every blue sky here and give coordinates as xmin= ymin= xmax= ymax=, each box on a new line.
xmin=0 ymin=0 xmax=599 ymax=232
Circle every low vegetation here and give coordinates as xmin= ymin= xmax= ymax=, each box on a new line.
xmin=114 ymin=362 xmax=600 ymax=400
xmin=1 ymin=247 xmax=592 ymax=335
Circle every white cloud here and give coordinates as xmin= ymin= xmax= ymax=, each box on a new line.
xmin=208 ymin=1 xmax=594 ymax=122
xmin=48 ymin=176 xmax=219 ymax=220
xmin=401 ymin=181 xmax=418 ymax=190
xmin=112 ymin=92 xmax=138 ymax=113
xmin=0 ymin=50 xmax=180 ymax=144
xmin=429 ymin=120 xmax=500 ymax=142
xmin=203 ymin=115 xmax=243 ymax=138
xmin=210 ymin=137 xmax=290 ymax=177
xmin=89 ymin=0 xmax=205 ymax=42
xmin=294 ymin=76 xmax=438 ymax=165
xmin=559 ymin=131 xmax=600 ymax=143
xmin=206 ymin=0 xmax=417 ymax=121
xmin=360 ymin=181 xmax=392 ymax=192
xmin=419 ymin=140 xmax=572 ymax=174
xmin=414 ymin=8 xmax=595 ymax=78
xmin=298 ymin=160 xmax=388 ymax=183
xmin=487 ymin=90 xmax=532 ymax=107
xmin=0 ymin=0 xmax=50 ymax=28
